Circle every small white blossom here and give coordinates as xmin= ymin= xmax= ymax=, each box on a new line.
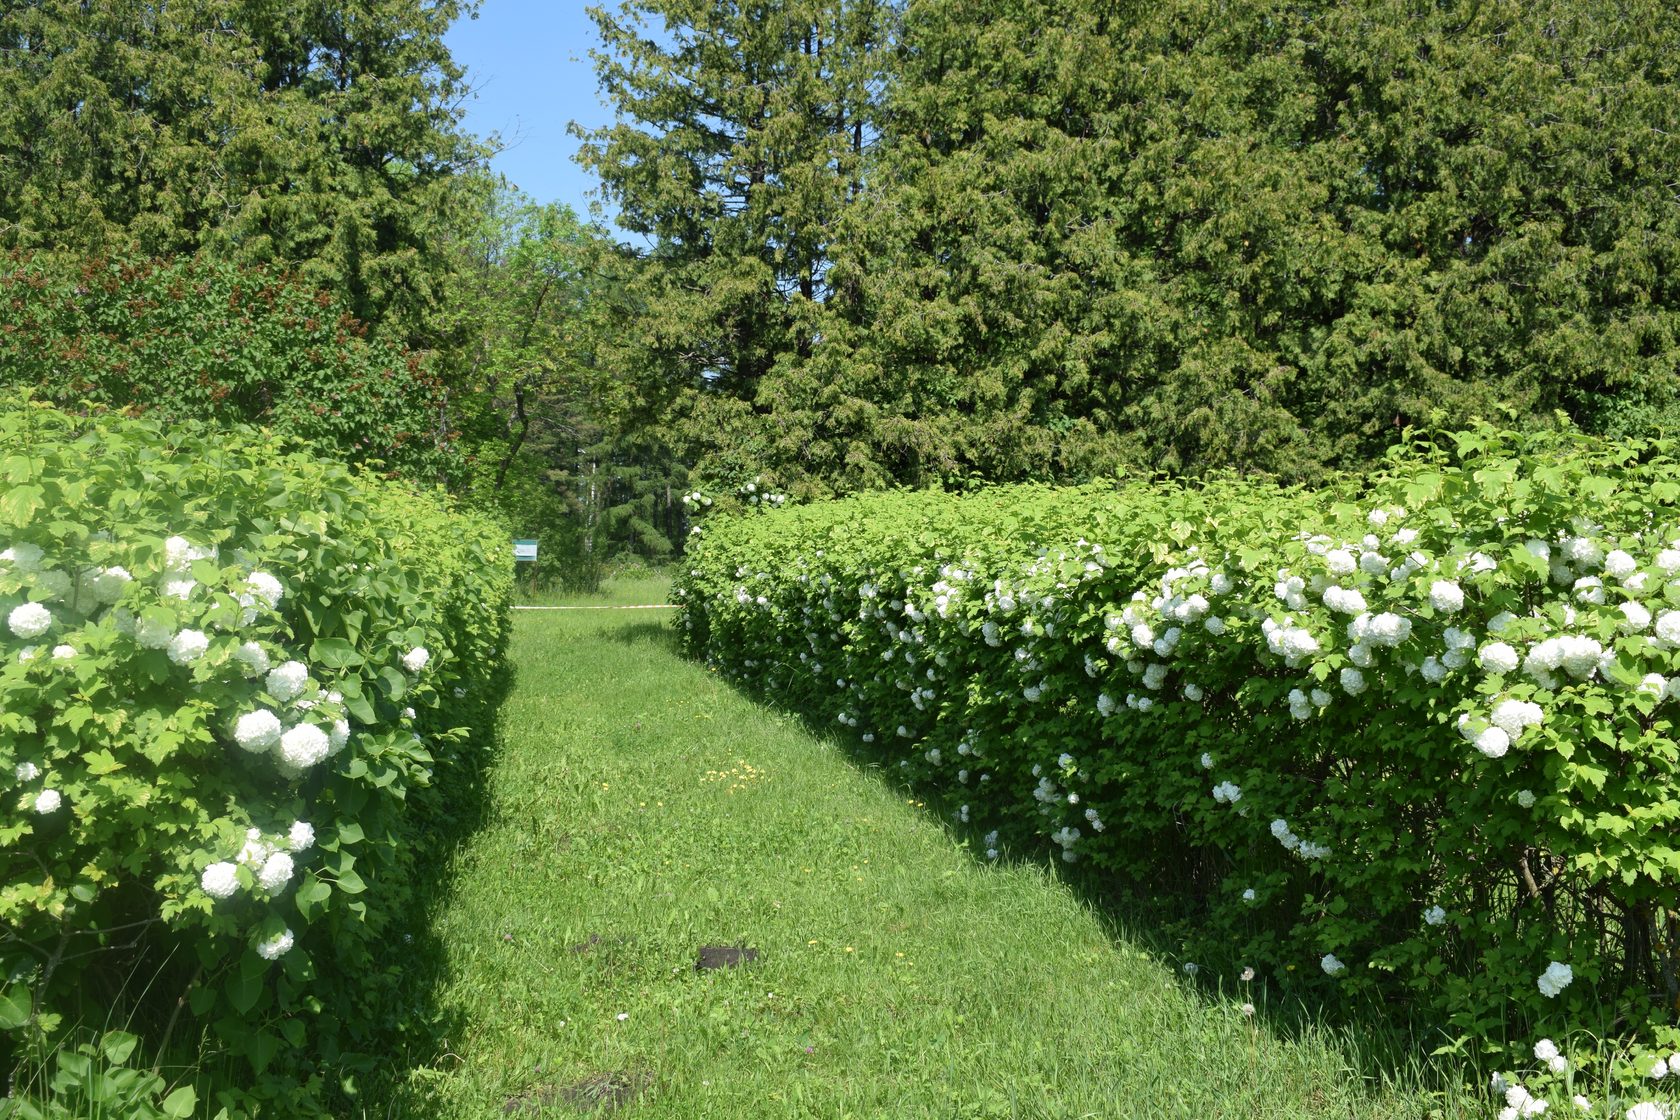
xmin=201 ymin=862 xmax=240 ymax=899
xmin=33 ymin=788 xmax=61 ymax=814
xmin=278 ymin=724 xmax=331 ymax=769
xmin=1321 ymin=953 xmax=1345 ymax=976
xmin=1537 ymin=961 xmax=1573 ymax=998
xmin=402 ymin=646 xmax=430 ymax=673
xmin=266 ymin=661 xmax=309 ymax=702
xmin=258 ymin=851 xmax=295 ymax=892
xmin=167 ymin=628 xmax=209 ymax=665
xmin=288 ymin=821 xmax=315 ymax=852
xmin=7 ymin=602 xmax=50 ymax=639
xmin=256 ymin=928 xmax=295 ymax=960
xmin=1423 ymin=905 xmax=1446 ymax=926
xmin=1429 ymin=580 xmax=1465 ymax=613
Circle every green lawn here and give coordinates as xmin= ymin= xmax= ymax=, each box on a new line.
xmin=365 ymin=586 xmax=1480 ymax=1119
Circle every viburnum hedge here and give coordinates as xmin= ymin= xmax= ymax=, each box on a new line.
xmin=678 ymin=425 xmax=1680 ymax=1116
xmin=0 ymin=400 xmax=512 ymax=1116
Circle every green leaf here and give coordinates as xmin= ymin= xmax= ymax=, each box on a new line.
xmin=99 ymin=1030 xmax=140 ymax=1065
xmin=161 ymin=1085 xmax=198 ymax=1118
xmin=0 ymin=984 xmax=31 ymax=1029
xmin=310 ymin=637 xmax=365 ymax=670
xmin=0 ymin=483 xmax=44 ymax=527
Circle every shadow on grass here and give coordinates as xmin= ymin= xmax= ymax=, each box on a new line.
xmin=708 ymin=671 xmax=1488 ymax=1116
xmin=352 ymin=653 xmax=519 ymax=1118
xmin=598 ymin=618 xmax=680 ymax=653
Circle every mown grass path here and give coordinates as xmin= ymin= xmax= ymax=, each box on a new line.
xmin=372 ymin=602 xmax=1469 ymax=1119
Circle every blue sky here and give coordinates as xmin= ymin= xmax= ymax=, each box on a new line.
xmin=444 ymin=2 xmax=618 ymax=222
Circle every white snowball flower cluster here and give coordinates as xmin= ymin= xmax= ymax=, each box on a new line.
xmin=1211 ymin=781 xmax=1242 ymax=804
xmin=1457 ymin=714 xmax=1511 ymax=759
xmin=278 ymin=724 xmax=330 ymax=769
xmin=1490 ymin=699 xmax=1545 ymax=742
xmin=89 ymin=566 xmax=133 ymax=604
xmin=14 ymin=761 xmax=39 ymax=782
xmin=1322 ymin=586 xmax=1366 ymax=614
xmin=0 ymin=542 xmax=44 ymax=570
xmin=402 ymin=646 xmax=430 ymax=673
xmin=1524 ymin=635 xmax=1606 ymax=683
xmin=235 ymin=641 xmax=271 ymax=676
xmin=1423 ymin=905 xmax=1446 ymax=926
xmin=1479 ymin=642 xmax=1520 ymax=675
xmin=1537 ymin=961 xmax=1574 ymax=998
xmin=234 ymin=710 xmax=283 ymax=753
xmin=256 ymin=928 xmax=296 ymax=960
xmin=33 ymin=788 xmax=61 ymax=814
xmin=1534 ymin=1039 xmax=1568 ymax=1075
xmin=167 ymin=628 xmax=209 ymax=665
xmin=1261 ymin=617 xmax=1320 ymax=664
xmin=201 ymin=862 xmax=240 ymax=899
xmin=1428 ymin=580 xmax=1465 ymax=613
xmin=1625 ymin=1103 xmax=1667 ymax=1120
xmin=257 ymin=851 xmax=295 ymax=892
xmin=1500 ymin=1084 xmax=1551 ymax=1119
xmin=288 ymin=821 xmax=315 ymax=852
xmin=7 ymin=602 xmax=50 ymax=639
xmin=1270 ymin=818 xmax=1329 ymax=860
xmin=266 ymin=660 xmax=310 ymax=701
xmin=245 ymin=571 xmax=284 ymax=609
xmin=1320 ymin=953 xmax=1345 ymax=976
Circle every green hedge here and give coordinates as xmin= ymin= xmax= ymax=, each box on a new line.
xmin=0 ymin=401 xmax=511 ymax=1116
xmin=678 ymin=425 xmax=1680 ymax=1114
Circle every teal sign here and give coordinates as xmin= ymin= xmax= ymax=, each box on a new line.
xmin=513 ymin=539 xmax=538 ymax=562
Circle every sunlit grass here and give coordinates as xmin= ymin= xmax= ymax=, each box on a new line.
xmin=363 ymin=608 xmax=1483 ymax=1119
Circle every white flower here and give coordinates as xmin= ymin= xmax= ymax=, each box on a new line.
xmin=0 ymin=542 xmax=43 ymax=571
xmin=1367 ymin=612 xmax=1411 ymax=646
xmin=1621 ymin=602 xmax=1654 ymax=632
xmin=258 ymin=851 xmax=295 ymax=892
xmin=1200 ymin=752 xmax=1214 ymax=770
xmin=1480 ymin=642 xmax=1520 ymax=675
xmin=266 ymin=661 xmax=310 ymax=702
xmin=49 ymin=644 xmax=74 ymax=660
xmin=245 ymin=571 xmax=284 ymax=609
xmin=201 ymin=862 xmax=240 ymax=899
xmin=234 ymin=710 xmax=283 ymax=753
xmin=1321 ymin=953 xmax=1345 ymax=976
xmin=1659 ymin=612 xmax=1680 ymax=645
xmin=90 ymin=566 xmax=133 ymax=604
xmin=1658 ymin=550 xmax=1680 ymax=575
xmin=1424 ymin=905 xmax=1446 ymax=926
xmin=1626 ymin=1104 xmax=1667 ymax=1120
xmin=1571 ymin=1098 xmax=1589 ymax=1113
xmin=1323 ymin=586 xmax=1367 ymax=614
xmin=1325 ymin=549 xmax=1357 ymax=576
xmin=7 ymin=602 xmax=50 ymax=639
xmin=1537 ymin=961 xmax=1574 ymax=998
xmin=1515 ymin=789 xmax=1538 ymax=809
xmin=1429 ymin=581 xmax=1465 ymax=613
xmin=1212 ymin=781 xmax=1242 ymax=804
xmin=329 ymin=719 xmax=350 ymax=754
xmin=256 ymin=928 xmax=295 ymax=960
xmin=278 ymin=724 xmax=331 ymax=769
xmin=1182 ymin=962 xmax=1199 ymax=976
xmin=1242 ymin=888 xmax=1256 ymax=902
xmin=1535 ymin=1039 xmax=1560 ymax=1062
xmin=162 ymin=577 xmax=197 ymax=600
xmin=167 ymin=628 xmax=209 ymax=665
xmin=235 ymin=641 xmax=271 ymax=677
xmin=134 ymin=612 xmax=173 ymax=649
xmin=1475 ymin=725 xmax=1511 ymax=759
xmin=1651 ymin=1058 xmax=1669 ymax=1081
xmin=288 ymin=821 xmax=315 ymax=852
xmin=33 ymin=788 xmax=61 ymax=814
xmin=1340 ymin=666 xmax=1367 ymax=696
xmin=14 ymin=761 xmax=40 ymax=782
xmin=402 ymin=646 xmax=430 ymax=673
xmin=1604 ymin=550 xmax=1638 ymax=579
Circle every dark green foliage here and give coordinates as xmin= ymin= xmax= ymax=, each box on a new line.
xmin=592 ymin=0 xmax=1680 ymax=492
xmin=0 ymin=0 xmax=485 ymax=345
xmin=0 ymin=253 xmax=461 ymax=482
